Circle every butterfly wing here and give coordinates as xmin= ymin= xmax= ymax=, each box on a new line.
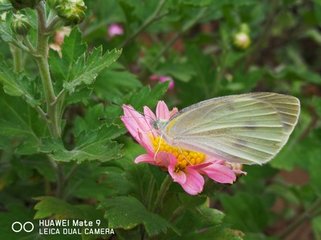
xmin=163 ymin=93 xmax=300 ymax=165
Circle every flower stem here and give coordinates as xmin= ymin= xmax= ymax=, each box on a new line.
xmin=120 ymin=0 xmax=168 ymax=47
xmin=35 ymin=2 xmax=61 ymax=138
xmin=34 ymin=1 xmax=64 ymax=198
xmin=152 ymin=175 xmax=172 ymax=212
xmin=9 ymin=43 xmax=24 ymax=73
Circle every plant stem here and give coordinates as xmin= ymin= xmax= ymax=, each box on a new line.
xmin=55 ymin=164 xmax=65 ymax=198
xmin=148 ymin=7 xmax=207 ymax=72
xmin=152 ymin=175 xmax=172 ymax=212
xmin=35 ymin=2 xmax=65 ymax=198
xmin=35 ymin=2 xmax=61 ymax=138
xmin=146 ymin=177 xmax=156 ymax=211
xmin=120 ymin=0 xmax=168 ymax=47
xmin=9 ymin=44 xmax=24 ymax=73
xmin=277 ymin=197 xmax=321 ymax=239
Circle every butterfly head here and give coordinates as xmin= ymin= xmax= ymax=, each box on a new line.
xmin=151 ymin=119 xmax=168 ymax=132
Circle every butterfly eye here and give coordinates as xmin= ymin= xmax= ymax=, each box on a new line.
xmin=151 ymin=120 xmax=159 ymax=130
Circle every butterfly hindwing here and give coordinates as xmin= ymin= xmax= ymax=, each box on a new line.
xmin=163 ymin=93 xmax=300 ymax=165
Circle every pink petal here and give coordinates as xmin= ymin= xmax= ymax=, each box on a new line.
xmin=137 ymin=130 xmax=154 ymax=154
xmin=170 ymin=107 xmax=179 ymax=117
xmin=202 ymin=163 xmax=237 ymax=184
xmin=170 ymin=170 xmax=187 ymax=185
xmin=159 ymin=76 xmax=172 ymax=82
xmin=121 ymin=115 xmax=141 ymax=142
xmin=168 ymin=80 xmax=175 ymax=90
xmin=135 ymin=154 xmax=155 ymax=164
xmin=149 ymin=75 xmax=159 ymax=81
xmin=122 ymin=105 xmax=152 ymax=137
xmin=180 ymin=167 xmax=204 ymax=195
xmin=154 ymin=151 xmax=174 ymax=167
xmin=156 ymin=101 xmax=170 ymax=120
xmin=143 ymin=106 xmax=156 ymax=123
xmin=168 ymin=156 xmax=187 ymax=184
xmin=108 ymin=24 xmax=124 ymax=37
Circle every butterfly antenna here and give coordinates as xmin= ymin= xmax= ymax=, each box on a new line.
xmin=154 ymin=132 xmax=164 ymax=161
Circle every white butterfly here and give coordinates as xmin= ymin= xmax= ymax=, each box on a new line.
xmin=157 ymin=92 xmax=300 ymax=165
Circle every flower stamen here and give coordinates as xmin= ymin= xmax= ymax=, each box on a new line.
xmin=151 ymin=136 xmax=205 ymax=170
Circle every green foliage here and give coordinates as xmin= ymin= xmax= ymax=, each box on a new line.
xmin=0 ymin=64 xmax=38 ymax=106
xmin=0 ymin=90 xmax=45 ymax=154
xmin=41 ymin=125 xmax=123 ymax=163
xmin=101 ymin=196 xmax=174 ymax=236
xmin=0 ymin=0 xmax=321 ymax=239
xmin=50 ymin=29 xmax=122 ymax=94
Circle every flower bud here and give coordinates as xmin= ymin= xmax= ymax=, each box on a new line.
xmin=233 ymin=23 xmax=251 ymax=50
xmin=240 ymin=23 xmax=250 ymax=34
xmin=11 ymin=13 xmax=31 ymax=36
xmin=55 ymin=0 xmax=86 ymax=25
xmin=9 ymin=0 xmax=41 ymax=9
xmin=233 ymin=32 xmax=251 ymax=49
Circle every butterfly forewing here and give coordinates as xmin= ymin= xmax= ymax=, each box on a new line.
xmin=163 ymin=93 xmax=300 ymax=165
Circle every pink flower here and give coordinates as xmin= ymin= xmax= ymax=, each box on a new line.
xmin=108 ymin=23 xmax=124 ymax=38
xmin=149 ymin=75 xmax=175 ymax=90
xmin=121 ymin=101 xmax=239 ymax=195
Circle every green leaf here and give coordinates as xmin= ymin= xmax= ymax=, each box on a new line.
xmin=50 ymin=29 xmax=122 ymax=94
xmin=157 ymin=61 xmax=195 ymax=82
xmin=101 ymin=196 xmax=174 ymax=236
xmin=64 ymin=48 xmax=122 ymax=93
xmin=41 ymin=125 xmax=123 ymax=163
xmin=171 ymin=226 xmax=244 ymax=240
xmin=125 ymin=83 xmax=169 ymax=110
xmin=65 ymin=163 xmax=130 ymax=200
xmin=0 ymin=199 xmax=36 ymax=240
xmin=94 ymin=63 xmax=142 ymax=101
xmin=0 ymin=64 xmax=38 ymax=106
xmin=0 ymin=3 xmax=12 ymax=13
xmin=34 ymin=196 xmax=104 ymax=221
xmin=50 ymin=29 xmax=86 ymax=83
xmin=185 ymin=45 xmax=215 ymax=99
xmin=219 ymin=192 xmax=270 ymax=232
xmin=0 ymin=18 xmax=14 ymax=43
xmin=0 ymin=90 xmax=45 ymax=154
xmin=194 ymin=205 xmax=225 ymax=226
xmin=312 ymin=216 xmax=321 ymax=240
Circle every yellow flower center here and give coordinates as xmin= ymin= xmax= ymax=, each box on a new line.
xmin=151 ymin=136 xmax=205 ymax=172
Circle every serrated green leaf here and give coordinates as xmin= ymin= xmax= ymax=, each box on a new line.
xmin=64 ymin=48 xmax=122 ymax=93
xmin=0 ymin=65 xmax=38 ymax=106
xmin=194 ymin=205 xmax=225 ymax=226
xmin=125 ymin=83 xmax=169 ymax=110
xmin=34 ymin=196 xmax=104 ymax=221
xmin=0 ymin=3 xmax=12 ymax=13
xmin=101 ymin=196 xmax=174 ymax=236
xmin=94 ymin=64 xmax=142 ymax=101
xmin=0 ymin=19 xmax=14 ymax=43
xmin=41 ymin=125 xmax=123 ymax=163
xmin=0 ymin=90 xmax=45 ymax=154
xmin=50 ymin=29 xmax=121 ymax=94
